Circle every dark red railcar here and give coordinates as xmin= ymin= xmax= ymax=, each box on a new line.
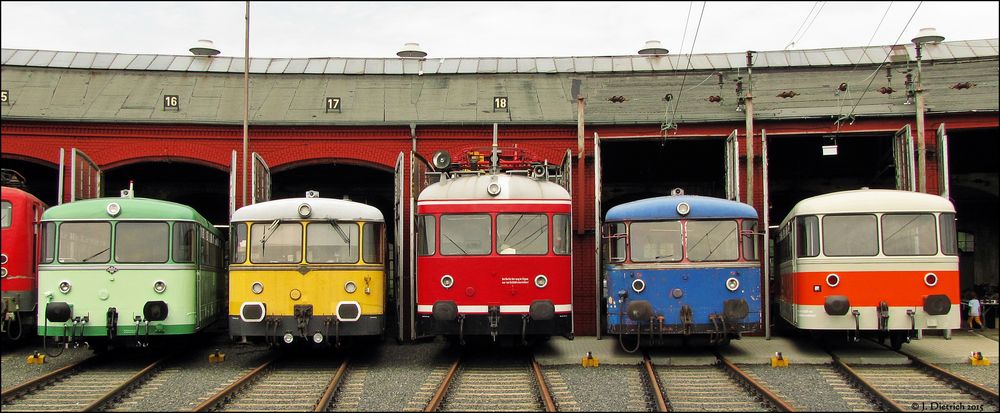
xmin=1 ymin=184 xmax=48 ymax=341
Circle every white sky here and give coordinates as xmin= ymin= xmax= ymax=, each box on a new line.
xmin=1 ymin=1 xmax=998 ymax=59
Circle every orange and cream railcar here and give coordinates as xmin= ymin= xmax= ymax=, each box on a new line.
xmin=775 ymin=189 xmax=959 ymax=349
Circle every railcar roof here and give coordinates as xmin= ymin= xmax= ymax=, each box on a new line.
xmin=779 ymin=189 xmax=956 ymax=226
xmin=231 ymin=197 xmax=383 ymax=222
xmin=605 ymin=195 xmax=758 ymax=221
xmin=40 ymin=197 xmax=216 ymax=231
xmin=418 ymin=173 xmax=570 ymax=201
xmin=1 ymin=186 xmax=46 ymax=206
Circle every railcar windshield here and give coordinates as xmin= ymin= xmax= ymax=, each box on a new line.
xmin=940 ymin=213 xmax=957 ymax=256
xmin=416 ymin=215 xmax=435 ymax=256
xmin=363 ymin=222 xmax=384 ymax=264
xmin=823 ymin=214 xmax=878 ymax=256
xmin=1 ymin=201 xmax=11 ymax=228
xmin=607 ymin=223 xmax=626 ymax=262
xmin=553 ymin=214 xmax=571 ymax=255
xmin=687 ymin=220 xmax=739 ymax=262
xmin=250 ymin=221 xmax=302 ymax=264
xmin=231 ymin=223 xmax=247 ymax=264
xmin=115 ymin=222 xmax=169 ymax=263
xmin=882 ymin=213 xmax=937 ymax=256
xmin=630 ymin=221 xmax=682 ymax=262
xmin=796 ymin=216 xmax=820 ymax=257
xmin=173 ymin=222 xmax=197 ymax=263
xmin=496 ymin=213 xmax=548 ymax=255
xmin=40 ymin=222 xmax=55 ymax=263
xmin=307 ymin=222 xmax=359 ymax=264
xmin=440 ymin=214 xmax=491 ymax=255
xmin=58 ymin=222 xmax=111 ymax=263
xmin=742 ymin=220 xmax=760 ymax=261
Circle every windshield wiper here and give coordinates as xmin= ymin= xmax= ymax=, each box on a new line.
xmin=82 ymin=247 xmax=110 ymax=262
xmin=443 ymin=233 xmax=468 ymax=255
xmin=260 ymin=219 xmax=280 ymax=251
xmin=329 ymin=220 xmax=351 ymax=244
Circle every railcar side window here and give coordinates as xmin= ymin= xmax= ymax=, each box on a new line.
xmin=0 ymin=201 xmax=11 ymax=228
xmin=687 ymin=220 xmax=739 ymax=262
xmin=307 ymin=222 xmax=359 ymax=264
xmin=882 ymin=213 xmax=937 ymax=256
xmin=630 ymin=221 xmax=682 ymax=262
xmin=440 ymin=214 xmax=491 ymax=255
xmin=553 ymin=214 xmax=571 ymax=255
xmin=416 ymin=215 xmax=436 ymax=256
xmin=232 ymin=223 xmax=247 ymax=264
xmin=250 ymin=222 xmax=302 ymax=264
xmin=606 ymin=223 xmax=626 ymax=262
xmin=363 ymin=222 xmax=384 ymax=264
xmin=116 ymin=222 xmax=169 ymax=263
xmin=939 ymin=213 xmax=957 ymax=256
xmin=173 ymin=222 xmax=196 ymax=263
xmin=496 ymin=213 xmax=548 ymax=255
xmin=40 ymin=222 xmax=55 ymax=263
xmin=795 ymin=216 xmax=820 ymax=258
xmin=742 ymin=220 xmax=760 ymax=261
xmin=823 ymin=214 xmax=878 ymax=257
xmin=58 ymin=222 xmax=111 ymax=263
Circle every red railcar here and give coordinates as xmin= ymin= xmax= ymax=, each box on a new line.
xmin=415 ymin=146 xmax=573 ymax=343
xmin=1 ymin=184 xmax=48 ymax=340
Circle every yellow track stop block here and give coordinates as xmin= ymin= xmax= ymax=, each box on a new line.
xmin=969 ymin=352 xmax=990 ymax=366
xmin=770 ymin=352 xmax=789 ymax=368
xmin=581 ymin=351 xmax=600 ymax=367
xmin=27 ymin=352 xmax=45 ymax=364
xmin=208 ymin=350 xmax=226 ymax=364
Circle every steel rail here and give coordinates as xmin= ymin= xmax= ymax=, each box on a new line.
xmin=642 ymin=353 xmax=669 ymax=412
xmin=82 ymin=356 xmax=166 ymax=411
xmin=1 ymin=357 xmax=93 ymax=403
xmin=192 ymin=356 xmax=275 ymax=412
xmin=831 ymin=354 xmax=904 ymax=412
xmin=902 ymin=352 xmax=999 ymax=403
xmin=423 ymin=357 xmax=461 ymax=412
xmin=314 ymin=359 xmax=350 ymax=412
xmin=530 ymin=356 xmax=557 ymax=412
xmin=716 ymin=353 xmax=796 ymax=412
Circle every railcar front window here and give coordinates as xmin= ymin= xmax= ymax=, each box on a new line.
xmin=173 ymin=222 xmax=196 ymax=263
xmin=742 ymin=220 xmax=760 ymax=261
xmin=58 ymin=222 xmax=111 ymax=263
xmin=796 ymin=216 xmax=820 ymax=258
xmin=416 ymin=215 xmax=436 ymax=256
xmin=497 ymin=213 xmax=548 ymax=255
xmin=440 ymin=214 xmax=491 ymax=255
xmin=687 ymin=220 xmax=739 ymax=262
xmin=307 ymin=222 xmax=359 ymax=264
xmin=363 ymin=222 xmax=384 ymax=264
xmin=607 ymin=223 xmax=626 ymax=262
xmin=250 ymin=221 xmax=302 ymax=264
xmin=40 ymin=222 xmax=55 ymax=263
xmin=232 ymin=223 xmax=247 ymax=264
xmin=630 ymin=221 xmax=682 ymax=262
xmin=823 ymin=214 xmax=878 ymax=257
xmin=939 ymin=213 xmax=957 ymax=256
xmin=0 ymin=201 xmax=11 ymax=228
xmin=553 ymin=214 xmax=571 ymax=255
xmin=882 ymin=213 xmax=937 ymax=256
xmin=116 ymin=222 xmax=169 ymax=263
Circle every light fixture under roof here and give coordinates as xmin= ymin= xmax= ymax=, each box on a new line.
xmin=911 ymin=27 xmax=945 ymax=45
xmin=190 ymin=39 xmax=221 ymax=56
xmin=397 ymin=42 xmax=427 ymax=58
xmin=638 ymin=40 xmax=669 ymax=55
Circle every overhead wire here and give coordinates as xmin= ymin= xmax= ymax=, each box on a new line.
xmin=785 ymin=2 xmax=822 ymax=50
xmin=663 ymin=1 xmax=707 ymax=134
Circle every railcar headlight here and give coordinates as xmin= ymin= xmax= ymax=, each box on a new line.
xmin=106 ymin=202 xmax=121 ymax=217
xmin=283 ymin=333 xmax=294 ymax=344
xmin=251 ymin=282 xmax=264 ymax=294
xmin=534 ymin=275 xmax=548 ymax=288
xmin=59 ymin=281 xmax=72 ymax=294
xmin=826 ymin=273 xmax=840 ymax=288
xmin=676 ymin=202 xmax=690 ymax=216
xmin=345 ymin=281 xmax=357 ymax=294
xmin=726 ymin=277 xmax=740 ymax=292
xmin=153 ymin=280 xmax=167 ymax=294
xmin=924 ymin=273 xmax=938 ymax=287
xmin=632 ymin=279 xmax=646 ymax=293
xmin=297 ymin=203 xmax=312 ymax=218
xmin=313 ymin=332 xmax=324 ymax=344
xmin=487 ymin=182 xmax=501 ymax=196
xmin=1 ymin=253 xmax=7 ymax=264
xmin=441 ymin=275 xmax=454 ymax=289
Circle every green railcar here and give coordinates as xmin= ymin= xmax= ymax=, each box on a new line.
xmin=37 ymin=195 xmax=225 ymax=349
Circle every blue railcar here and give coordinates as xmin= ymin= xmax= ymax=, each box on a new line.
xmin=603 ymin=194 xmax=762 ymax=349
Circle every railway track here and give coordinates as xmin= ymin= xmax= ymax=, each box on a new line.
xmin=833 ymin=353 xmax=999 ymax=412
xmin=423 ymin=354 xmax=557 ymax=412
xmin=1 ymin=354 xmax=166 ymax=412
xmin=641 ymin=352 xmax=795 ymax=412
xmin=192 ymin=355 xmax=350 ymax=412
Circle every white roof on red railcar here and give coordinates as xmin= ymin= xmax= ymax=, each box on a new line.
xmin=418 ymin=174 xmax=570 ymax=201
xmin=780 ymin=189 xmax=955 ymax=226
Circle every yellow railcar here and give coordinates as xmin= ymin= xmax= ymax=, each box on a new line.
xmin=228 ymin=193 xmax=385 ymax=346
